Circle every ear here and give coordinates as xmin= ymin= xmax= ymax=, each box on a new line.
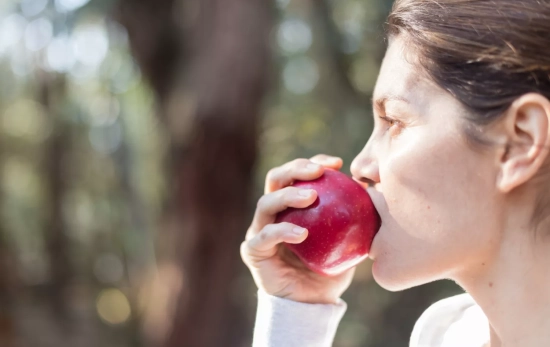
xmin=497 ymin=93 xmax=550 ymax=193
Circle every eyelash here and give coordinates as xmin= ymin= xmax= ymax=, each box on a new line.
xmin=378 ymin=115 xmax=402 ymax=133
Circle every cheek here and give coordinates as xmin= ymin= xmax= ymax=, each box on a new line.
xmin=371 ymin=130 xmax=500 ymax=289
xmin=383 ymin=132 xmax=478 ymax=233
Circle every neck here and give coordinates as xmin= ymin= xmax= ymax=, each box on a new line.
xmin=456 ymin=221 xmax=550 ymax=347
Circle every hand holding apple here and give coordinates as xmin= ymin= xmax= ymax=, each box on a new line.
xmin=240 ymin=155 xmax=361 ymax=304
xmin=276 ymin=169 xmax=380 ymax=276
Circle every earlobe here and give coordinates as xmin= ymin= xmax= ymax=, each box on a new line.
xmin=499 ymin=160 xmax=528 ymax=193
xmin=497 ymin=94 xmax=550 ymax=193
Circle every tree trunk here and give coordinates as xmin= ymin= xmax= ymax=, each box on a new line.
xmin=38 ymin=72 xmax=72 ymax=324
xmin=0 ymin=148 xmax=16 ymax=346
xmin=115 ymin=0 xmax=272 ymax=346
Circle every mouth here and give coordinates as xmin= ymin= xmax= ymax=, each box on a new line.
xmin=368 ymin=226 xmax=380 ymax=260
xmin=366 ymin=190 xmax=382 ymax=261
xmin=352 ymin=177 xmax=370 ymax=190
xmin=355 ymin=182 xmax=383 ymax=261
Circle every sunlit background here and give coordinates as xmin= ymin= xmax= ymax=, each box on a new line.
xmin=0 ymin=0 xmax=462 ymax=346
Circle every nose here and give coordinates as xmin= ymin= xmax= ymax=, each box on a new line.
xmin=350 ymin=141 xmax=380 ymax=187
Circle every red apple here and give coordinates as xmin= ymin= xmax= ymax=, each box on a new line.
xmin=275 ymin=169 xmax=380 ymax=276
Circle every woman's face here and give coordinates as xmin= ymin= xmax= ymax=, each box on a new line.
xmin=351 ymin=37 xmax=504 ymax=291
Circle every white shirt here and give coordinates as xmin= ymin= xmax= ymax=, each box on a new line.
xmin=253 ymin=290 xmax=490 ymax=347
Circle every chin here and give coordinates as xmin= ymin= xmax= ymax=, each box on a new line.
xmin=371 ymin=258 xmax=430 ymax=292
xmin=372 ymin=260 xmax=408 ymax=292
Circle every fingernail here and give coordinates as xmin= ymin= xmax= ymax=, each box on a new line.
xmin=307 ymin=163 xmax=320 ymax=170
xmin=292 ymin=227 xmax=306 ymax=235
xmin=298 ymin=189 xmax=313 ymax=197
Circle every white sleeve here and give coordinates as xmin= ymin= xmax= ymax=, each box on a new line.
xmin=252 ymin=289 xmax=347 ymax=347
xmin=409 ymin=293 xmax=490 ymax=347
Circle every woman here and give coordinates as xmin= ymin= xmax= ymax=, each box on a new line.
xmin=241 ymin=0 xmax=550 ymax=346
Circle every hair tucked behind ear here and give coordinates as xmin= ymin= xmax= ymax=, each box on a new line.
xmin=387 ymin=0 xmax=550 ymax=226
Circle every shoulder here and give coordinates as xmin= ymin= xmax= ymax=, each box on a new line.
xmin=410 ymin=293 xmax=490 ymax=347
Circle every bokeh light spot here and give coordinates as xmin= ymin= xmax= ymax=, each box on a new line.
xmin=277 ymin=19 xmax=312 ymax=54
xmin=20 ymin=0 xmax=48 ymax=17
xmin=0 ymin=14 xmax=27 ymax=55
xmin=283 ymin=56 xmax=319 ymax=94
xmin=72 ymin=24 xmax=109 ymax=68
xmin=349 ymin=55 xmax=379 ymax=94
xmin=47 ymin=34 xmax=76 ymax=72
xmin=55 ymin=0 xmax=91 ymax=13
xmin=1 ymin=99 xmax=51 ymax=141
xmin=24 ymin=17 xmax=52 ymax=51
xmin=96 ymin=288 xmax=131 ymax=325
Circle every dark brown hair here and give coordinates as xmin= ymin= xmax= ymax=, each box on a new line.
xmin=387 ymin=0 xmax=550 ymax=125
xmin=387 ymin=0 xmax=550 ymax=226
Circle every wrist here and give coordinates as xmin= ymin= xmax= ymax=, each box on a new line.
xmin=269 ymin=290 xmax=341 ymax=305
xmin=286 ymin=295 xmax=340 ymax=305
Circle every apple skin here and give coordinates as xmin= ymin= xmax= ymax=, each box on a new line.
xmin=275 ymin=169 xmax=381 ymax=276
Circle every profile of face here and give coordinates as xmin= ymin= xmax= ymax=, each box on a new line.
xmin=350 ymin=37 xmax=507 ymax=291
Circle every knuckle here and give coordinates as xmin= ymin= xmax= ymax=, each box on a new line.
xmin=265 ymin=169 xmax=280 ymax=189
xmin=258 ymin=193 xmax=276 ymax=213
xmin=266 ymin=167 xmax=286 ymax=190
xmin=266 ymin=168 xmax=277 ymax=182
xmin=240 ymin=241 xmax=248 ymax=256
xmin=291 ymin=158 xmax=309 ymax=167
xmin=256 ymin=195 xmax=267 ymax=210
xmin=240 ymin=241 xmax=250 ymax=261
xmin=310 ymin=154 xmax=325 ymax=161
xmin=260 ymin=224 xmax=276 ymax=239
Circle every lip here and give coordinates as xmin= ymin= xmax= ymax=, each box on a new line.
xmin=368 ymin=226 xmax=380 ymax=260
xmin=365 ymin=186 xmax=383 ymax=261
xmin=352 ymin=176 xmax=370 ymax=189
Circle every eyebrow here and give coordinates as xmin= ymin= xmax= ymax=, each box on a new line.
xmin=372 ymin=94 xmax=411 ymax=112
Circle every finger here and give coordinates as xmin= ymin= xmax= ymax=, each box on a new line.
xmin=246 ymin=187 xmax=318 ymax=240
xmin=309 ymin=154 xmax=343 ymax=170
xmin=265 ymin=158 xmax=324 ymax=194
xmin=242 ymin=223 xmax=308 ymax=261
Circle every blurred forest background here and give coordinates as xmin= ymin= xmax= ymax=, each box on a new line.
xmin=0 ymin=0 xmax=463 ymax=346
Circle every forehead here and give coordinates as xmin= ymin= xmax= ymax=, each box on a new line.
xmin=373 ymin=39 xmax=424 ymax=102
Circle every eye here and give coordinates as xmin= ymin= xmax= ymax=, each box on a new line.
xmin=378 ymin=115 xmax=403 ymax=135
xmin=379 ymin=115 xmax=399 ymax=128
xmin=380 ymin=116 xmax=396 ymax=126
